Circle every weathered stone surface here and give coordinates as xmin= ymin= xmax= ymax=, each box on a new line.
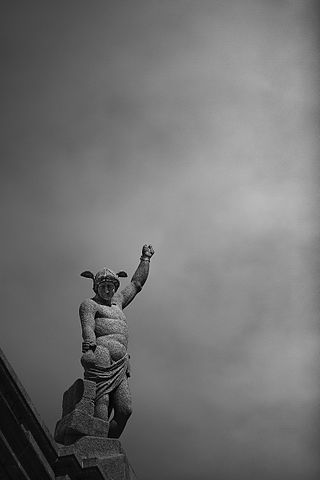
xmin=58 ymin=436 xmax=123 ymax=459
xmin=53 ymin=247 xmax=153 ymax=477
xmin=56 ymin=436 xmax=132 ymax=478
xmin=62 ymin=378 xmax=95 ymax=417
xmin=54 ymin=409 xmax=109 ymax=445
xmin=84 ymin=455 xmax=130 ymax=480
xmin=79 ymin=244 xmax=154 ymax=438
xmin=57 ymin=436 xmax=132 ymax=478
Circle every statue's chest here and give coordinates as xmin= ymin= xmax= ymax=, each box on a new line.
xmin=95 ymin=304 xmax=126 ymax=322
xmin=94 ymin=305 xmax=127 ymax=337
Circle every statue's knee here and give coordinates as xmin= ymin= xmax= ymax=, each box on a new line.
xmin=119 ymin=403 xmax=132 ymax=420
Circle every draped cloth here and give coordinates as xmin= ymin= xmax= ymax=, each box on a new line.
xmin=84 ymin=353 xmax=130 ymax=402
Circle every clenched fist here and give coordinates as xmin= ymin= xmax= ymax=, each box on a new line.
xmin=141 ymin=244 xmax=154 ymax=260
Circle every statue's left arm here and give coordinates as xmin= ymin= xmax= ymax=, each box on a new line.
xmin=117 ymin=245 xmax=154 ymax=309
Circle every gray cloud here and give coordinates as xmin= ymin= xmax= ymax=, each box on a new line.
xmin=1 ymin=1 xmax=319 ymax=479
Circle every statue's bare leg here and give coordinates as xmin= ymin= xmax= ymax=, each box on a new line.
xmin=94 ymin=393 xmax=109 ymax=422
xmin=108 ymin=378 xmax=132 ymax=438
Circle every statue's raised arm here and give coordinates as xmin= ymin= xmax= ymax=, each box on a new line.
xmin=117 ymin=244 xmax=154 ymax=309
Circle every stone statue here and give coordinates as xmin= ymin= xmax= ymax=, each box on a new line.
xmin=79 ymin=244 xmax=154 ymax=438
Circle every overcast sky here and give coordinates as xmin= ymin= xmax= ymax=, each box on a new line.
xmin=1 ymin=1 xmax=319 ymax=479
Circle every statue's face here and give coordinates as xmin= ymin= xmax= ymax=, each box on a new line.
xmin=97 ymin=281 xmax=116 ymax=301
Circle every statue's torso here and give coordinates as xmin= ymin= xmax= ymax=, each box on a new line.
xmin=94 ymin=302 xmax=128 ymax=363
xmin=81 ymin=299 xmax=129 ymax=369
xmin=95 ymin=303 xmax=128 ymax=348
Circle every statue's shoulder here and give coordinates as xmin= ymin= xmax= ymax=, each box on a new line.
xmin=79 ymin=297 xmax=97 ymax=312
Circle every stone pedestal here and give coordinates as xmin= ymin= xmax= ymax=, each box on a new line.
xmin=55 ymin=378 xmax=109 ymax=445
xmin=54 ymin=379 xmax=131 ymax=480
xmin=57 ymin=437 xmax=131 ymax=480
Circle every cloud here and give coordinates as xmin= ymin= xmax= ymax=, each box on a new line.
xmin=1 ymin=1 xmax=319 ymax=479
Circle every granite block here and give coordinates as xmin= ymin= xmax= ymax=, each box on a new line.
xmin=57 ymin=436 xmax=123 ymax=459
xmin=62 ymin=379 xmax=95 ymax=417
xmin=84 ymin=455 xmax=128 ymax=480
xmin=55 ymin=410 xmax=109 ymax=445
